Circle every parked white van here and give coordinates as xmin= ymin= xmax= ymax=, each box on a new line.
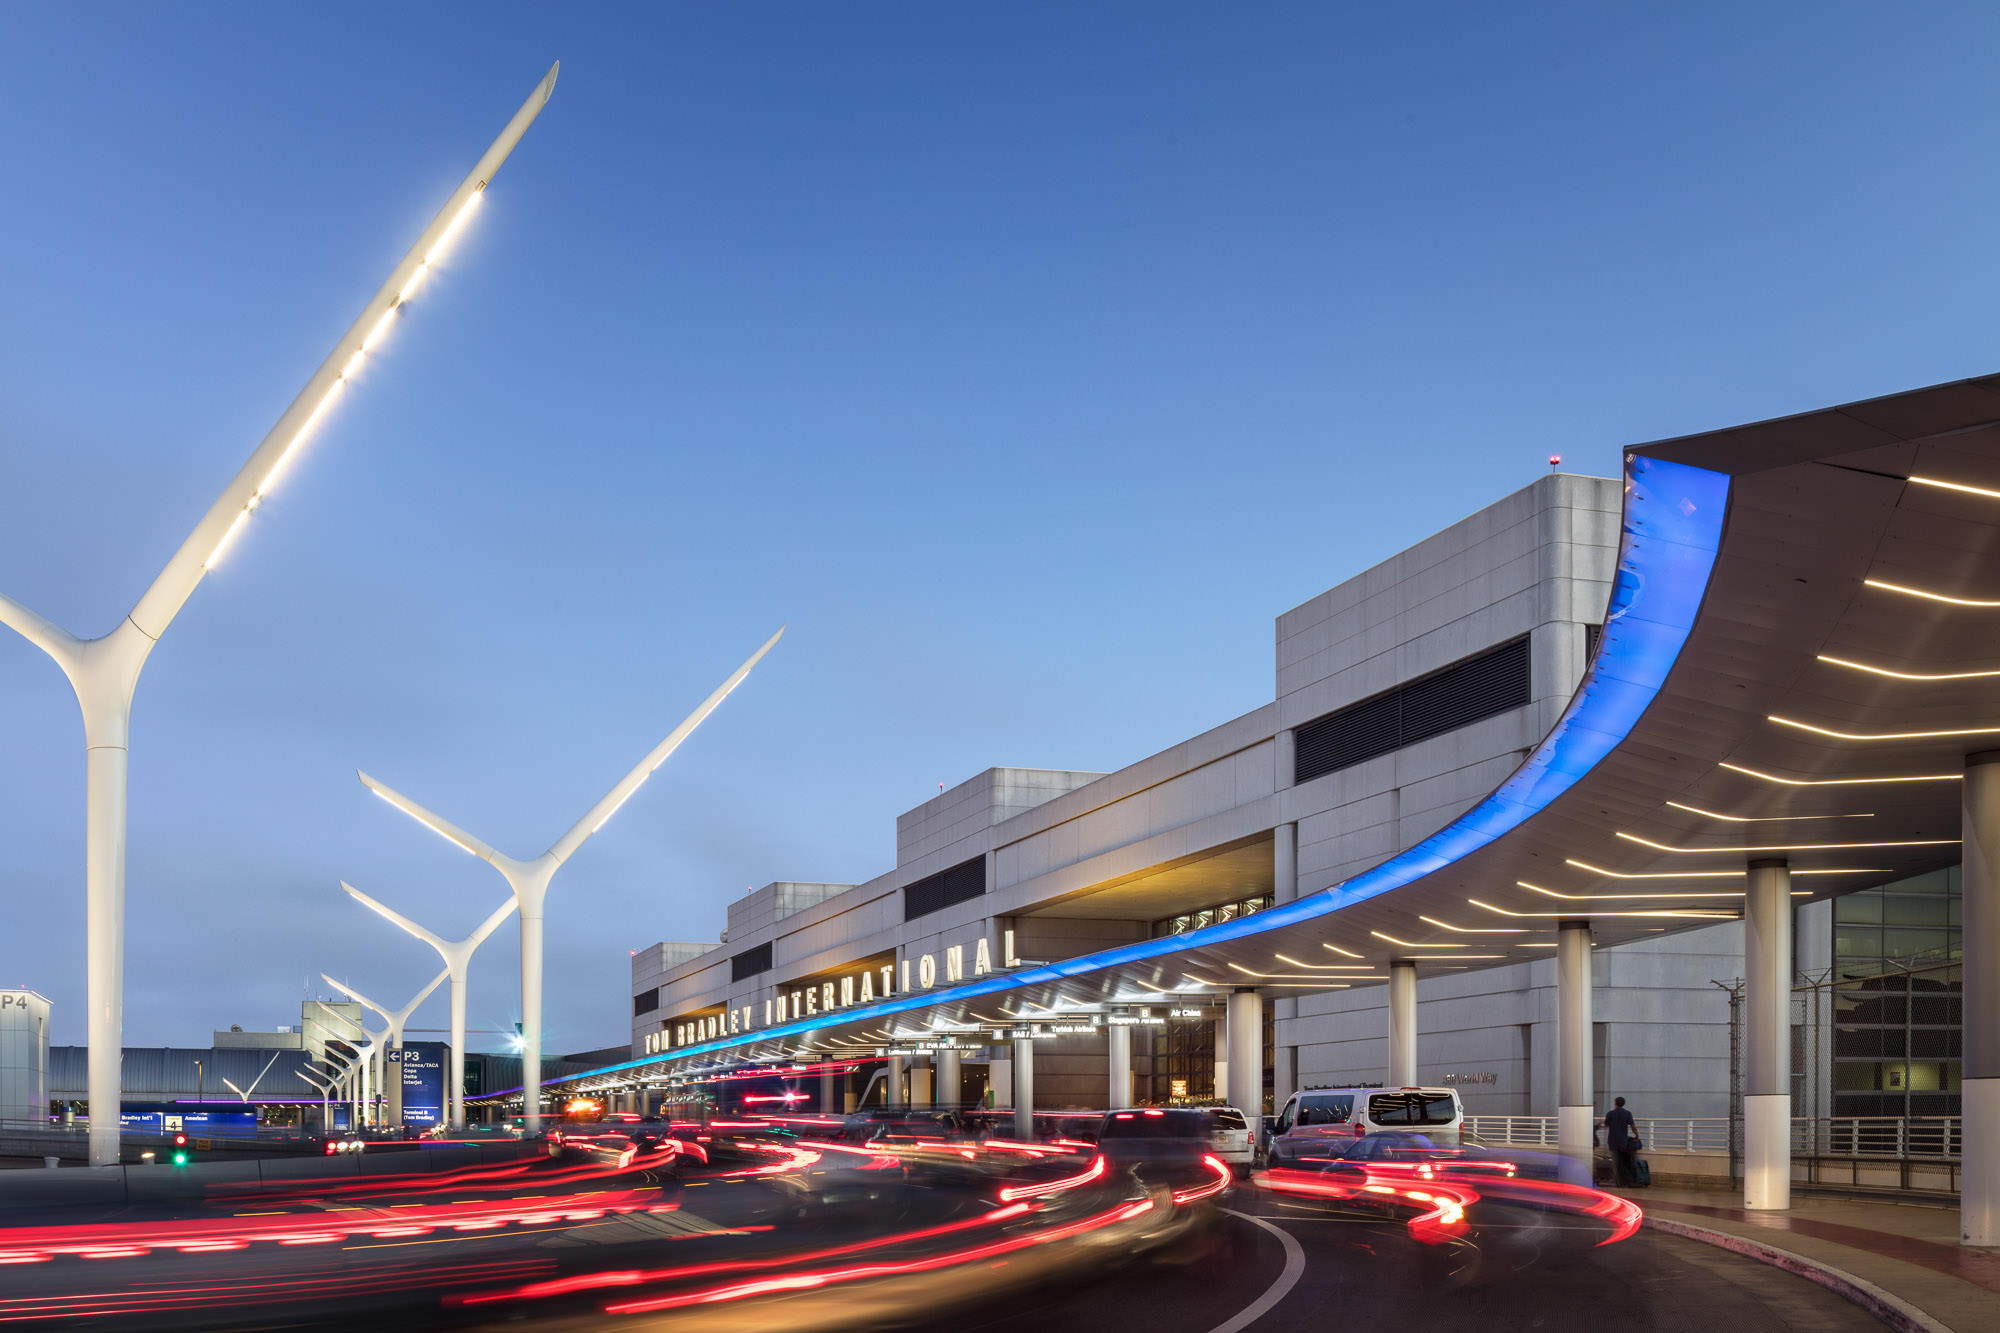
xmin=1262 ymin=1087 xmax=1464 ymax=1166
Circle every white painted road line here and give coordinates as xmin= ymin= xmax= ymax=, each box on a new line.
xmin=1209 ymin=1209 xmax=1306 ymax=1333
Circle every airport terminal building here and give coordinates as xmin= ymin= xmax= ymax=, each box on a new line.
xmin=569 ymin=377 xmax=1996 ymax=1239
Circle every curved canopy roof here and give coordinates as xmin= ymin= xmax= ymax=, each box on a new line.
xmin=550 ymin=374 xmax=2000 ymax=1092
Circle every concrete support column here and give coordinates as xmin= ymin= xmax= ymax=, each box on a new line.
xmin=909 ymin=1058 xmax=934 ymax=1108
xmin=822 ymin=1069 xmax=842 ymax=1116
xmin=1274 ymin=1041 xmax=1296 ymax=1113
xmin=888 ymin=1056 xmax=906 ymax=1107
xmin=1745 ymin=860 xmax=1792 ymax=1211
xmin=1012 ymin=1037 xmax=1035 ymax=1140
xmin=1387 ymin=961 xmax=1418 ymax=1087
xmin=1107 ymin=1024 xmax=1132 ymax=1109
xmin=1273 ymin=823 xmax=1298 ymax=904
xmin=1556 ymin=920 xmax=1594 ymax=1151
xmin=1963 ymin=755 xmax=2000 ymax=1245
xmin=937 ymin=1051 xmax=961 ymax=1107
xmin=1226 ymin=990 xmax=1262 ymax=1118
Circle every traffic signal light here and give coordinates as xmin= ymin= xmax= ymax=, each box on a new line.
xmin=170 ymin=1132 xmax=188 ymax=1166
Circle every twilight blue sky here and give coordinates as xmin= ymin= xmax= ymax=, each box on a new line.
xmin=2 ymin=4 xmax=1996 ymax=1050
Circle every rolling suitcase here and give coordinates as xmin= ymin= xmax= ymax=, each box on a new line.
xmin=1633 ymin=1157 xmax=1651 ymax=1187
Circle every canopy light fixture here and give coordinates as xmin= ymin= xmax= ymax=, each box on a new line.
xmin=1471 ymin=897 xmax=1737 ymax=919
xmin=1719 ymin=761 xmax=1959 ymax=786
xmin=1567 ymin=857 xmax=1884 ymax=880
xmin=1863 ymin=577 xmax=2000 ymax=608
xmin=1370 ymin=931 xmax=1468 ymax=948
xmin=1816 ymin=654 xmax=2000 ymax=682
xmin=1417 ymin=915 xmax=1530 ymax=934
xmin=1910 ymin=475 xmax=2000 ymax=502
xmin=1615 ymin=831 xmax=1959 ymax=853
xmin=1665 ymin=800 xmax=1870 ymax=822
xmin=1770 ymin=715 xmax=2000 ymax=742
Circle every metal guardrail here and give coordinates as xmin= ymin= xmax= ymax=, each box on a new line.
xmin=1463 ymin=1114 xmax=1961 ymax=1162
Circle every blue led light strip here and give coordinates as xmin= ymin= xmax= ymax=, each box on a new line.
xmin=521 ymin=456 xmax=1730 ymax=1094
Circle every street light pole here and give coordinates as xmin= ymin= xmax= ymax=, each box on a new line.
xmin=322 ymin=968 xmax=448 ymax=1127
xmin=0 ymin=64 xmax=560 ymax=1165
xmin=336 ymin=892 xmax=516 ymax=1130
xmin=357 ymin=629 xmax=783 ymax=1134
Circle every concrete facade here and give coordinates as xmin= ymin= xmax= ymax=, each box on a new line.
xmin=626 ymin=475 xmax=1655 ymax=1113
xmin=0 ymin=990 xmax=50 ymax=1124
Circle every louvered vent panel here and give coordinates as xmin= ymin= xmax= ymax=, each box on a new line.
xmin=1293 ymin=636 xmax=1531 ymax=785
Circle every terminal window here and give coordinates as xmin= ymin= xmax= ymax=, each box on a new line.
xmin=1826 ymin=867 xmax=1961 ymax=1120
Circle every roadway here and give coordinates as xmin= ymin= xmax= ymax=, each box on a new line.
xmin=0 ymin=1140 xmax=1886 ymax=1331
xmin=958 ymin=1197 xmax=1885 ymax=1333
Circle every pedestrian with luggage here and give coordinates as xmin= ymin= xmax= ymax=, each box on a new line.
xmin=1604 ymin=1096 xmax=1643 ymax=1187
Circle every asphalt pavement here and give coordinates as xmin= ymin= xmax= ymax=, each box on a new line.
xmin=952 ymin=1195 xmax=1887 ymax=1333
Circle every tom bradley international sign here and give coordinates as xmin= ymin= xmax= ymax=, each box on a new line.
xmin=643 ymin=930 xmax=1024 ymax=1055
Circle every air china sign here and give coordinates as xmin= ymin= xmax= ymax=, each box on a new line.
xmin=644 ymin=931 xmax=1023 ymax=1055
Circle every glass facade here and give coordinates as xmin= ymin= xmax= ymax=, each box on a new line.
xmin=1829 ymin=867 xmax=1962 ymax=1119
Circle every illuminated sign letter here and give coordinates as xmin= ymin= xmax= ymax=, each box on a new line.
xmin=880 ymin=965 xmax=895 ymax=997
xmin=822 ymin=982 xmax=835 ymax=1012
xmin=729 ymin=1009 xmax=739 ymax=1034
xmin=764 ymin=999 xmax=773 ymax=1026
xmin=945 ymin=944 xmax=964 ymax=982
xmin=805 ymin=987 xmax=818 ymax=1014
xmin=1004 ymin=930 xmax=1021 ymax=967
xmin=974 ymin=938 xmax=992 ymax=975
xmin=840 ymin=975 xmax=855 ymax=1007
xmin=791 ymin=991 xmax=802 ymax=1020
xmin=861 ymin=971 xmax=875 ymax=1002
xmin=900 ymin=959 xmax=911 ymax=992
xmin=918 ymin=953 xmax=937 ymax=988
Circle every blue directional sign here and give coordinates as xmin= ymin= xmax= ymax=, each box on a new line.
xmin=398 ymin=1041 xmax=447 ymax=1126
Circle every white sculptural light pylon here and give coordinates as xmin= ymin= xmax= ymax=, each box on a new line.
xmin=220 ymin=1051 xmax=283 ymax=1104
xmin=316 ymin=1003 xmax=383 ymax=1128
xmin=323 ymin=968 xmax=448 ymax=1127
xmin=339 ymin=889 xmax=516 ymax=1130
xmin=357 ymin=628 xmax=784 ymax=1133
xmin=0 ymin=65 xmax=558 ymax=1165
xmin=297 ymin=1068 xmax=336 ymax=1134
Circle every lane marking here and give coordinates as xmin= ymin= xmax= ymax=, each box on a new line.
xmin=1210 ymin=1209 xmax=1306 ymax=1333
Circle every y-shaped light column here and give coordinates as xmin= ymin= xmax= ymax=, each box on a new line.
xmin=323 ymin=968 xmax=448 ymax=1127
xmin=0 ymin=65 xmax=558 ymax=1165
xmin=316 ymin=1003 xmax=384 ymax=1128
xmin=298 ymin=1068 xmax=336 ymax=1134
xmin=358 ymin=629 xmax=783 ymax=1133
xmin=220 ymin=1051 xmax=283 ymax=1105
xmin=339 ymin=890 xmax=516 ymax=1130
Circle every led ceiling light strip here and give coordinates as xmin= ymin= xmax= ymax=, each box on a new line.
xmin=1817 ymin=655 xmax=2000 ymax=682
xmin=1471 ymin=897 xmax=1737 ymax=920
xmin=1322 ymin=943 xmax=1365 ymax=959
xmin=1274 ymin=953 xmax=1384 ymax=969
xmin=1770 ymin=715 xmax=2000 ymax=742
xmin=1520 ymin=879 xmax=1749 ymax=901
xmin=1665 ymin=800 xmax=1870 ymax=822
xmin=1229 ymin=964 xmax=1381 ymax=980
xmin=1863 ymin=578 xmax=2000 ymax=608
xmin=1417 ymin=915 xmax=1529 ymax=934
xmin=1370 ymin=931 xmax=1468 ymax=948
xmin=1566 ymin=857 xmax=1884 ymax=879
xmin=1719 ymin=762 xmax=1959 ymax=786
xmin=1910 ymin=475 xmax=2000 ymax=501
xmin=1615 ymin=831 xmax=1958 ymax=853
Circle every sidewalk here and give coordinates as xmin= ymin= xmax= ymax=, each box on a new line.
xmin=1627 ymin=1183 xmax=1999 ymax=1332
